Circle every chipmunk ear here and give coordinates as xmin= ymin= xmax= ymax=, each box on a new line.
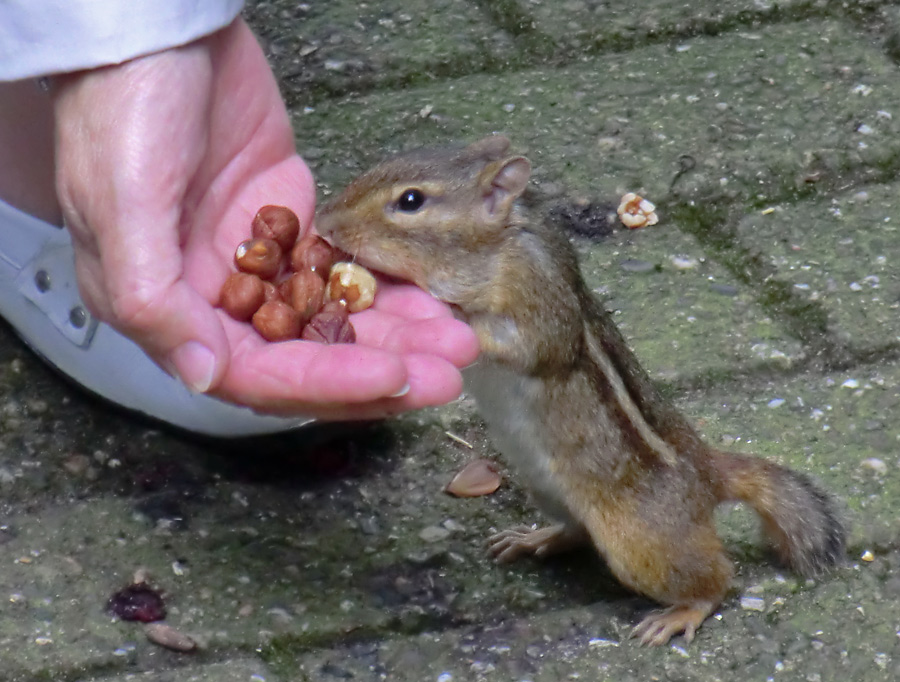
xmin=480 ymin=156 xmax=532 ymax=221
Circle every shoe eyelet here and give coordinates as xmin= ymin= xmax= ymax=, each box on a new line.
xmin=69 ymin=306 xmax=88 ymax=329
xmin=34 ymin=270 xmax=51 ymax=292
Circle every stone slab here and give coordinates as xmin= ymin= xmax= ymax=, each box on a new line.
xmin=576 ymin=224 xmax=803 ymax=382
xmin=735 ymin=182 xmax=900 ymax=350
xmin=298 ymin=19 xmax=900 ymax=207
xmin=244 ymin=0 xmax=516 ymax=100
xmin=679 ymin=357 xmax=900 ymax=547
xmin=506 ymin=0 xmax=829 ymax=49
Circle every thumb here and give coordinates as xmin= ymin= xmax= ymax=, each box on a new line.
xmin=72 ymin=245 xmax=231 ymax=393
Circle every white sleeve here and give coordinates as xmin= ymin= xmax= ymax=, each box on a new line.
xmin=0 ymin=0 xmax=244 ymax=81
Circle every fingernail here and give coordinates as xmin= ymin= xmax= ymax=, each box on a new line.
xmin=170 ymin=341 xmax=216 ymax=393
xmin=390 ymin=383 xmax=411 ymax=398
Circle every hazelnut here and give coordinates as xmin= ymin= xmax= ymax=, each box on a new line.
xmin=277 ymin=277 xmax=293 ymax=303
xmin=287 ymin=270 xmax=325 ymax=324
xmin=301 ymin=301 xmax=356 ymax=344
xmin=235 ymin=238 xmax=283 ymax=280
xmin=252 ymin=300 xmax=303 ymax=342
xmin=262 ymin=280 xmax=282 ymax=303
xmin=219 ymin=272 xmax=266 ymax=322
xmin=291 ymin=233 xmax=335 ymax=278
xmin=616 ymin=192 xmax=659 ymax=229
xmin=252 ymin=205 xmax=301 ymax=251
xmin=325 ymin=262 xmax=377 ymax=313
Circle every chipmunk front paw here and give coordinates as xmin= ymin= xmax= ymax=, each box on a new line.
xmin=487 ymin=523 xmax=587 ymax=563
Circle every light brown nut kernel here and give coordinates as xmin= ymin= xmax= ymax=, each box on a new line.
xmin=219 ymin=272 xmax=266 ymax=322
xmin=287 ymin=270 xmax=326 ymax=324
xmin=616 ymin=192 xmax=659 ymax=229
xmin=252 ymin=205 xmax=300 ymax=251
xmin=291 ymin=233 xmax=335 ymax=278
xmin=252 ymin=300 xmax=302 ymax=342
xmin=234 ymin=238 xmax=283 ymax=280
xmin=325 ymin=262 xmax=377 ymax=313
xmin=145 ymin=623 xmax=197 ymax=653
xmin=301 ymin=301 xmax=356 ymax=344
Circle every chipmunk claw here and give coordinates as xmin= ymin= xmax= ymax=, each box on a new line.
xmin=487 ymin=523 xmax=586 ymax=563
xmin=631 ymin=602 xmax=714 ymax=646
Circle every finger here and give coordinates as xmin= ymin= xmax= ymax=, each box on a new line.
xmin=371 ymin=281 xmax=458 ymax=320
xmin=352 ymin=310 xmax=480 ymax=369
xmin=222 ymin=352 xmax=464 ymax=421
xmin=390 ymin=352 xmax=465 ymax=409
xmin=217 ymin=337 xmax=410 ymax=406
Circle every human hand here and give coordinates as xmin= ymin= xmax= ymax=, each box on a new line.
xmin=52 ymin=19 xmax=479 ymax=420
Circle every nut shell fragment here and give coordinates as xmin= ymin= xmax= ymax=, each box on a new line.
xmin=325 ymin=262 xmax=377 ymax=313
xmin=616 ymin=192 xmax=659 ymax=229
xmin=445 ymin=459 xmax=502 ymax=497
xmin=145 ymin=623 xmax=198 ymax=653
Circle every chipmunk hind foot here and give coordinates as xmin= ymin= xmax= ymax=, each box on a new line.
xmin=631 ymin=601 xmax=718 ymax=646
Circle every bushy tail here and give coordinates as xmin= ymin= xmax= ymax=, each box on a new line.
xmin=713 ymin=451 xmax=845 ymax=576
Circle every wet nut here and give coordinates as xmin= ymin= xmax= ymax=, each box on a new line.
xmin=301 ymin=301 xmax=356 ymax=344
xmin=325 ymin=262 xmax=377 ymax=313
xmin=235 ymin=238 xmax=283 ymax=280
xmin=287 ymin=270 xmax=326 ymax=324
xmin=252 ymin=205 xmax=301 ymax=251
xmin=291 ymin=233 xmax=335 ymax=278
xmin=617 ymin=192 xmax=659 ymax=229
xmin=219 ymin=272 xmax=266 ymax=322
xmin=252 ymin=300 xmax=303 ymax=342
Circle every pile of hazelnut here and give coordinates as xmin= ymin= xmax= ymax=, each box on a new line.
xmin=218 ymin=205 xmax=376 ymax=343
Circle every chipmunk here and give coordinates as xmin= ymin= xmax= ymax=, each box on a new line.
xmin=316 ymin=136 xmax=845 ymax=645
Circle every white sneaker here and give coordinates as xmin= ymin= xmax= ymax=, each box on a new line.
xmin=0 ymin=198 xmax=313 ymax=437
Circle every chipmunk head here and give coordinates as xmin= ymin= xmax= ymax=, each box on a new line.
xmin=316 ymin=136 xmax=531 ymax=303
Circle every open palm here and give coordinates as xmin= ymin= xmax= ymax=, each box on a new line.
xmin=53 ymin=20 xmax=478 ymax=420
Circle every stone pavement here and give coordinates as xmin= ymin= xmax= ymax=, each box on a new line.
xmin=5 ymin=1 xmax=900 ymax=680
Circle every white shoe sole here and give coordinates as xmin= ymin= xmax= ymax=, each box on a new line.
xmin=0 ymin=198 xmax=313 ymax=437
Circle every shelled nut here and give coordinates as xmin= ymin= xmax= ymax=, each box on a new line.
xmin=325 ymin=262 xmax=377 ymax=313
xmin=287 ymin=270 xmax=326 ymax=324
xmin=252 ymin=300 xmax=302 ymax=342
xmin=234 ymin=238 xmax=283 ymax=280
xmin=219 ymin=272 xmax=266 ymax=322
xmin=616 ymin=192 xmax=659 ymax=229
xmin=291 ymin=233 xmax=335 ymax=278
xmin=252 ymin=205 xmax=301 ymax=251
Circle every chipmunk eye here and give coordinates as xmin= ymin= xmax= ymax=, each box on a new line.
xmin=397 ymin=188 xmax=426 ymax=212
